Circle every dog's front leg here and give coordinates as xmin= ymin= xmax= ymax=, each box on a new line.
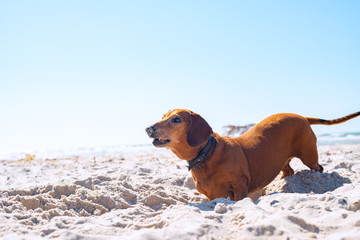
xmin=232 ymin=176 xmax=248 ymax=201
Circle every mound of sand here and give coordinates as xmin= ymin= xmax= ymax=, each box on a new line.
xmin=0 ymin=145 xmax=359 ymax=239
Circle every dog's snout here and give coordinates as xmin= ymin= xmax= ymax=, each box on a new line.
xmin=145 ymin=126 xmax=156 ymax=137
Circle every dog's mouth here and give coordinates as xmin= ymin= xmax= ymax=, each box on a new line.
xmin=152 ymin=138 xmax=171 ymax=147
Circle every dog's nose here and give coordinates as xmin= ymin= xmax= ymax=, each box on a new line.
xmin=145 ymin=126 xmax=155 ymax=137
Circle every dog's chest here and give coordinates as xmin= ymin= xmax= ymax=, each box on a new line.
xmin=192 ymin=172 xmax=229 ymax=200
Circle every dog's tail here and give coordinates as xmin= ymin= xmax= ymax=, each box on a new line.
xmin=307 ymin=111 xmax=360 ymax=125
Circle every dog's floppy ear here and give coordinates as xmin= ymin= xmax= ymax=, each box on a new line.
xmin=187 ymin=112 xmax=213 ymax=147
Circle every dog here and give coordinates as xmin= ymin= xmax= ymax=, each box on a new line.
xmin=146 ymin=109 xmax=360 ymax=201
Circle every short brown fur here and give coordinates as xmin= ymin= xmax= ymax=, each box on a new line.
xmin=146 ymin=109 xmax=360 ymax=201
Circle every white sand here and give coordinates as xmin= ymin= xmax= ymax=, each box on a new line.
xmin=0 ymin=145 xmax=360 ymax=240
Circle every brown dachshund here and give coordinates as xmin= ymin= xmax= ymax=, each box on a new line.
xmin=146 ymin=109 xmax=360 ymax=201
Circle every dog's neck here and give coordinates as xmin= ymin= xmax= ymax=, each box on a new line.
xmin=187 ymin=135 xmax=217 ymax=171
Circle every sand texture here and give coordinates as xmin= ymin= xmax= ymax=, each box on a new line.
xmin=0 ymin=145 xmax=360 ymax=240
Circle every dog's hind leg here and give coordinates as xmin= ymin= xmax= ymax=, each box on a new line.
xmin=295 ymin=128 xmax=324 ymax=173
xmin=299 ymin=145 xmax=324 ymax=173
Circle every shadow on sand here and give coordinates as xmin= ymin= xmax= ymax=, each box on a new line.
xmin=280 ymin=169 xmax=351 ymax=194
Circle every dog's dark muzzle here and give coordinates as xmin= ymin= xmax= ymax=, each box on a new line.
xmin=145 ymin=126 xmax=156 ymax=137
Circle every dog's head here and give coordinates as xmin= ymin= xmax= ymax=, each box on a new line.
xmin=145 ymin=109 xmax=213 ymax=159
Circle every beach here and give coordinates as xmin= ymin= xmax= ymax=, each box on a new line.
xmin=0 ymin=144 xmax=360 ymax=240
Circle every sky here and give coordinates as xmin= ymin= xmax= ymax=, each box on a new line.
xmin=0 ymin=1 xmax=359 ymax=152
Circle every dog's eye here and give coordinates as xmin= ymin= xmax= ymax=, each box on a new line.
xmin=172 ymin=117 xmax=181 ymax=123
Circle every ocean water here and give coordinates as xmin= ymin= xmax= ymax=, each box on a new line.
xmin=1 ymin=132 xmax=359 ymax=161
xmin=0 ymin=144 xmax=164 ymax=162
xmin=316 ymin=132 xmax=360 ymax=146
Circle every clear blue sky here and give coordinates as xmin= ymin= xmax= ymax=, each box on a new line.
xmin=1 ymin=1 xmax=359 ymax=152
